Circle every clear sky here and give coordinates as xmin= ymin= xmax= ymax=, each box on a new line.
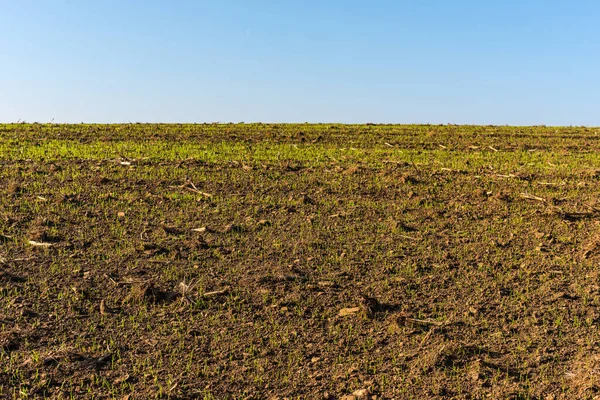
xmin=1 ymin=1 xmax=598 ymax=125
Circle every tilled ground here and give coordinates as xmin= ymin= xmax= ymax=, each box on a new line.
xmin=2 ymin=124 xmax=600 ymax=399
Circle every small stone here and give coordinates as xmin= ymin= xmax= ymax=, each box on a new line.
xmin=468 ymin=360 xmax=482 ymax=382
xmin=352 ymin=389 xmax=369 ymax=398
xmin=339 ymin=307 xmax=361 ymax=317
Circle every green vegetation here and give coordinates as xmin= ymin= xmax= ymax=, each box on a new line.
xmin=1 ymin=123 xmax=600 ymax=398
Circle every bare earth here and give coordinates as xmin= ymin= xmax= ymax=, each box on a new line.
xmin=2 ymin=124 xmax=600 ymax=399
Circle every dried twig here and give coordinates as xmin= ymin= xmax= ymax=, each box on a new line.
xmin=170 ymin=180 xmax=213 ymax=198
xmin=28 ymin=240 xmax=53 ymax=247
xmin=104 ymin=274 xmax=119 ymax=286
xmin=203 ymin=287 xmax=230 ymax=298
xmin=103 ymin=274 xmax=149 ymax=286
xmin=417 ymin=327 xmax=436 ymax=350
xmin=188 ymin=180 xmax=200 ymax=192
xmin=0 ymin=256 xmax=36 ymax=263
xmin=520 ymin=193 xmax=546 ymax=202
xmin=399 ymin=234 xmax=417 ymax=241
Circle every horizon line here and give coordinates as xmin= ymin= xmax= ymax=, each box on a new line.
xmin=2 ymin=121 xmax=598 ymax=128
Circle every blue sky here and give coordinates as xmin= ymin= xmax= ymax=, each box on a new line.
xmin=1 ymin=1 xmax=598 ymax=125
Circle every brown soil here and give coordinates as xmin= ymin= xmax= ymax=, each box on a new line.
xmin=1 ymin=124 xmax=600 ymax=399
